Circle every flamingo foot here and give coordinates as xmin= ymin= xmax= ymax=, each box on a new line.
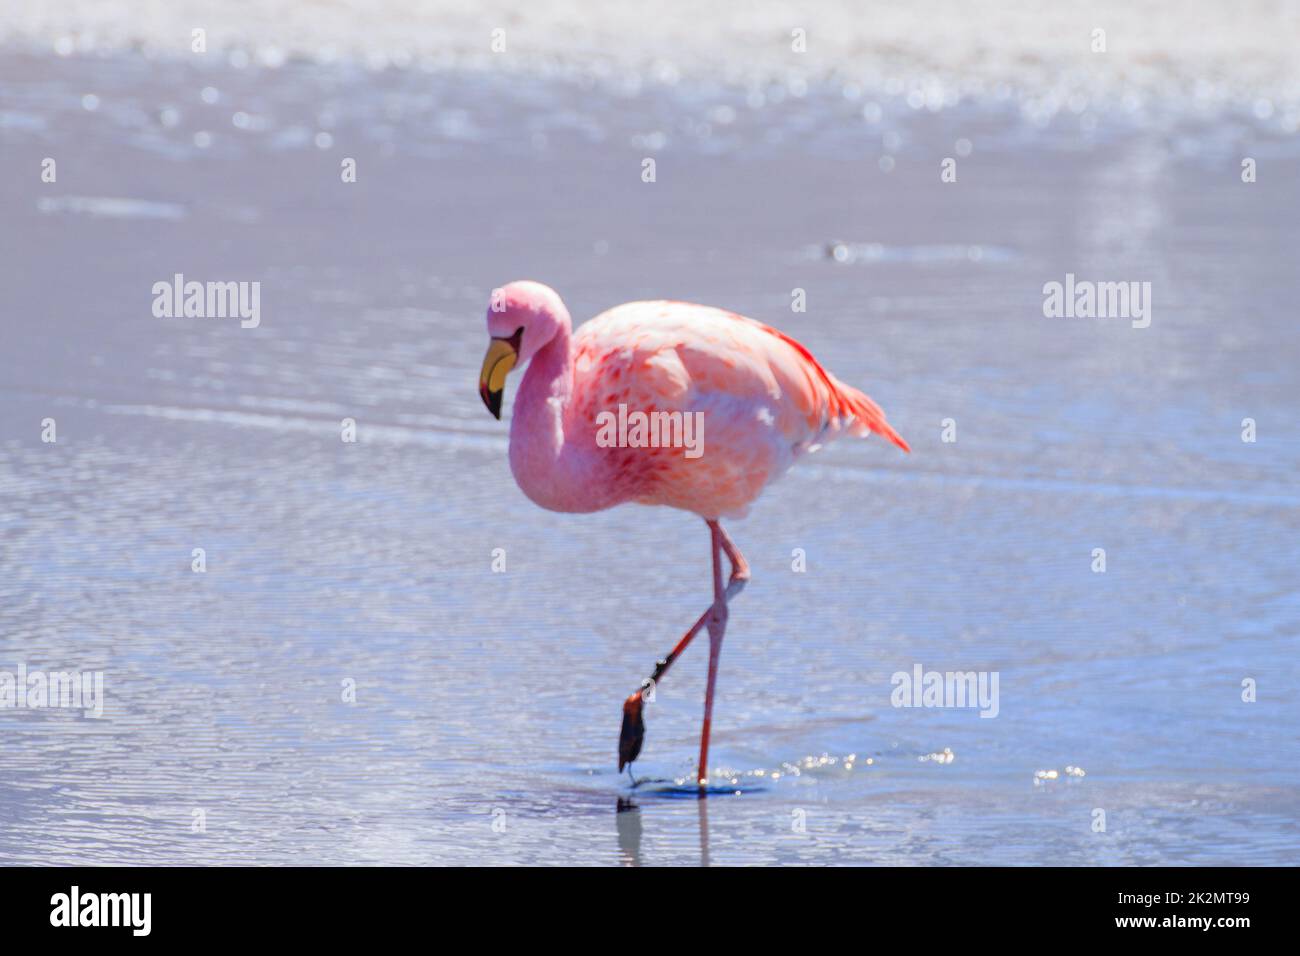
xmin=619 ymin=690 xmax=646 ymax=774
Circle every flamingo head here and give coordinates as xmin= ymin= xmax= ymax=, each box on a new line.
xmin=479 ymin=280 xmax=569 ymax=419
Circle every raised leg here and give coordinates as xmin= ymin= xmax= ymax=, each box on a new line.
xmin=713 ymin=520 xmax=750 ymax=602
xmin=618 ymin=518 xmax=749 ymax=784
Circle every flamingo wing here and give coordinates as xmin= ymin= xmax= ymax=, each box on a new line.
xmin=571 ymin=300 xmax=908 ymax=455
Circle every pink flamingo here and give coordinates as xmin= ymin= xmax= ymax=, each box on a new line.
xmin=478 ymin=281 xmax=908 ymax=789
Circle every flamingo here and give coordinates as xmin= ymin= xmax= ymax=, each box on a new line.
xmin=478 ymin=281 xmax=909 ymax=789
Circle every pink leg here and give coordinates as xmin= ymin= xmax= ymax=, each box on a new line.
xmin=696 ymin=520 xmax=749 ymax=788
xmin=696 ymin=522 xmax=727 ymax=787
xmin=714 ymin=521 xmax=750 ymax=602
xmin=619 ymin=519 xmax=749 ymax=783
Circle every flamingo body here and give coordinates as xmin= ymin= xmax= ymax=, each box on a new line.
xmin=489 ymin=284 xmax=907 ymax=521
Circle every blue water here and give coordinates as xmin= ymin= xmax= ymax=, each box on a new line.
xmin=0 ymin=50 xmax=1297 ymax=865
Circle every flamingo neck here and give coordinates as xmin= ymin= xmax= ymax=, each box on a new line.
xmin=517 ymin=321 xmax=573 ymax=412
xmin=508 ymin=321 xmax=600 ymax=512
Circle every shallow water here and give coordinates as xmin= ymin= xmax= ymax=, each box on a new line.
xmin=1 ymin=35 xmax=1298 ymax=865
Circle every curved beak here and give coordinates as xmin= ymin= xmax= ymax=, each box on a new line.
xmin=478 ymin=336 xmax=518 ymax=420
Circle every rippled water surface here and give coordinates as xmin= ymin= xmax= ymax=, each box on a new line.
xmin=1 ymin=35 xmax=1298 ymax=864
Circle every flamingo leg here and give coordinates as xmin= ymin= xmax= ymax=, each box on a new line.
xmin=713 ymin=520 xmax=750 ymax=601
xmin=695 ymin=522 xmax=727 ymax=788
xmin=618 ymin=518 xmax=749 ymax=784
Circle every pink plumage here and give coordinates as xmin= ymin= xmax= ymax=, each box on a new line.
xmin=484 ymin=281 xmax=908 ymax=521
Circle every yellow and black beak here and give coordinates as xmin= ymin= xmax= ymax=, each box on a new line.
xmin=478 ymin=332 xmax=520 ymax=420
